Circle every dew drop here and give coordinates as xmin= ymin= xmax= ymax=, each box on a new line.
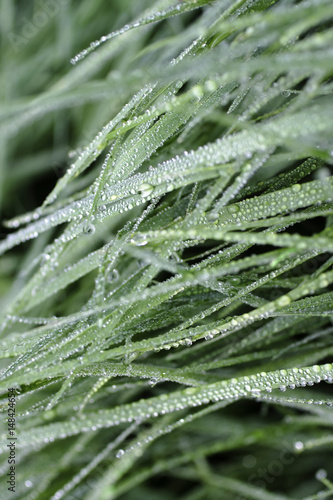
xmin=316 ymin=469 xmax=327 ymax=481
xmin=228 ymin=204 xmax=240 ymax=214
xmin=242 ymin=454 xmax=257 ymax=468
xmin=205 ymin=80 xmax=217 ymax=92
xmin=83 ymin=223 xmax=95 ymax=235
xmin=107 ymin=269 xmax=120 ymax=283
xmin=130 ymin=234 xmax=148 ymax=246
xmin=139 ymin=183 xmax=154 ymax=197
xmin=206 ymin=212 xmax=218 ymax=222
xmin=116 ymin=449 xmax=125 ymax=458
xmin=277 ymin=296 xmax=291 ymax=307
xmin=192 ymin=85 xmax=203 ymax=100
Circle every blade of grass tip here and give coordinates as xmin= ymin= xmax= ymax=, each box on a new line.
xmin=70 ymin=0 xmax=212 ymax=64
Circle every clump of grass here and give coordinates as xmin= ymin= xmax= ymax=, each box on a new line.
xmin=0 ymin=1 xmax=333 ymax=499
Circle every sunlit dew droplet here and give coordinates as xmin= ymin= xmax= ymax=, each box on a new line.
xmin=276 ymin=295 xmax=291 ymax=307
xmin=228 ymin=204 xmax=240 ymax=214
xmin=206 ymin=212 xmax=218 ymax=222
xmin=25 ymin=481 xmax=33 ymax=488
xmin=83 ymin=223 xmax=95 ymax=235
xmin=107 ymin=269 xmax=119 ymax=283
xmin=43 ymin=410 xmax=56 ymax=421
xmin=139 ymin=183 xmax=154 ymax=197
xmin=192 ymin=85 xmax=203 ymax=100
xmin=316 ymin=469 xmax=327 ymax=481
xmin=294 ymin=441 xmax=304 ymax=451
xmin=116 ymin=449 xmax=125 ymax=458
xmin=130 ymin=234 xmax=148 ymax=246
xmin=205 ymin=80 xmax=217 ymax=92
xmin=292 ymin=183 xmax=301 ymax=192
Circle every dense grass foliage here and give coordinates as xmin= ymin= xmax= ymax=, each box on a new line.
xmin=0 ymin=1 xmax=333 ymax=499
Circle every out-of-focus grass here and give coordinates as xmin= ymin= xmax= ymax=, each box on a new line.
xmin=0 ymin=1 xmax=333 ymax=499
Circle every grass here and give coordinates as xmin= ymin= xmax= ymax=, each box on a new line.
xmin=0 ymin=0 xmax=333 ymax=499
